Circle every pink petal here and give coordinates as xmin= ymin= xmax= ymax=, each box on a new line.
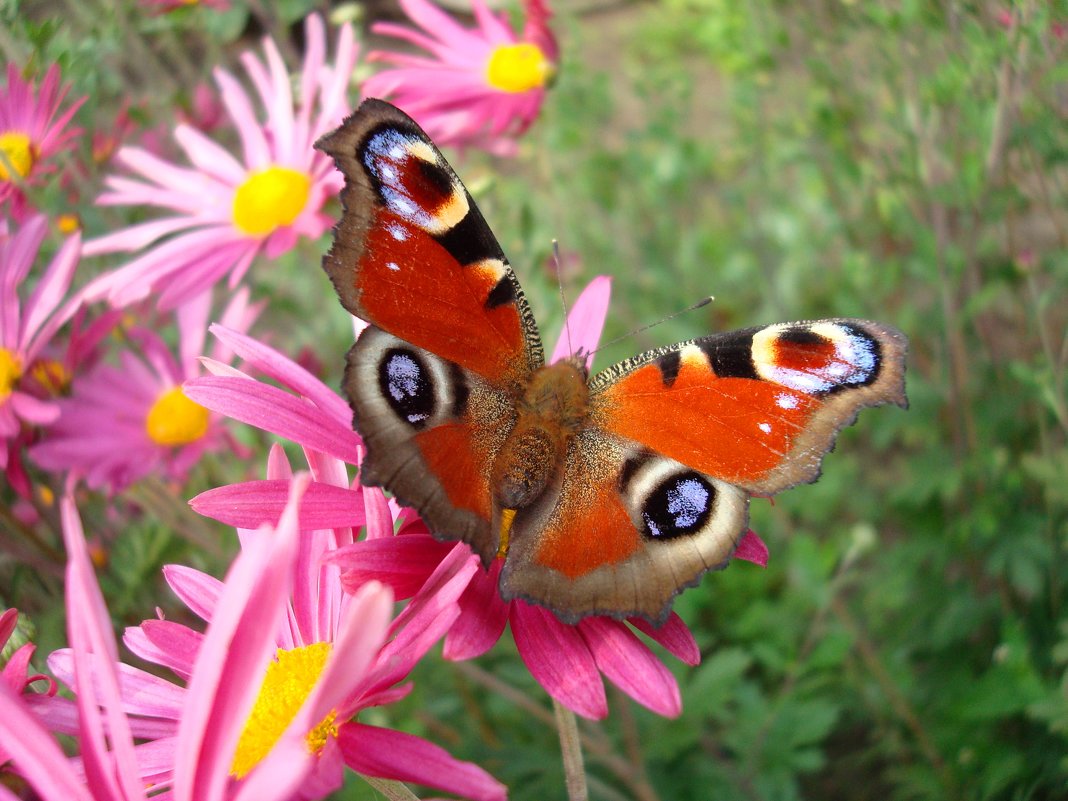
xmin=60 ymin=496 xmax=146 ymax=799
xmin=190 ymin=479 xmax=366 ymax=530
xmin=0 ymin=683 xmax=93 ymax=801
xmin=734 ymin=529 xmax=769 ymax=566
xmin=183 ymin=376 xmax=363 ymax=465
xmin=332 ymin=534 xmax=452 ymax=599
xmin=510 ymin=602 xmax=607 ymax=719
xmin=338 ymin=723 xmax=506 ymax=801
xmin=629 ymin=613 xmax=700 ymax=666
xmin=549 ymin=275 xmax=612 ymax=367
xmin=172 ymin=477 xmax=308 ymax=801
xmin=443 ymin=562 xmax=509 ymax=660
xmin=578 ymin=617 xmax=682 ymax=717
xmin=163 ymin=564 xmax=222 ymax=622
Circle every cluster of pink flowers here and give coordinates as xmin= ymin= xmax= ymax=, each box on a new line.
xmin=0 ymin=4 xmax=769 ymax=800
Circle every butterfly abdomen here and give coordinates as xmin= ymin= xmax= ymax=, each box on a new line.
xmin=491 ymin=361 xmax=589 ymax=511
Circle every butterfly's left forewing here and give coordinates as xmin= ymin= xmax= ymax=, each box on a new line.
xmin=318 ymin=99 xmax=544 ymax=561
xmin=501 ymin=318 xmax=906 ymax=624
xmin=317 ymin=99 xmax=543 ymax=389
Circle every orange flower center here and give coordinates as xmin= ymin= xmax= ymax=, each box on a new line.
xmin=230 ymin=643 xmax=339 ymax=779
xmin=30 ymin=359 xmax=71 ymax=396
xmin=1 ymin=348 xmax=23 ymax=401
xmin=144 ymin=387 xmax=209 ymax=446
xmin=232 ymin=166 xmax=311 ymax=236
xmin=486 ymin=43 xmax=553 ymax=93
xmin=0 ymin=132 xmax=34 ymax=181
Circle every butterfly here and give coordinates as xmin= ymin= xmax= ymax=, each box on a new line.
xmin=316 ymin=99 xmax=908 ymax=626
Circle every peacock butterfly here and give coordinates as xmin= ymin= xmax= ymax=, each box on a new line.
xmin=317 ymin=99 xmax=907 ymax=626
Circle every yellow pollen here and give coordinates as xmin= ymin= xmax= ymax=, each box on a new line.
xmin=56 ymin=214 xmax=81 ymax=234
xmin=231 ymin=642 xmax=339 ymax=779
xmin=486 ymin=43 xmax=553 ymax=93
xmin=30 ymin=359 xmax=71 ymax=396
xmin=0 ymin=131 xmax=34 ymax=181
xmin=496 ymin=508 xmax=517 ymax=559
xmin=144 ymin=387 xmax=209 ymax=446
xmin=1 ymin=348 xmax=23 ymax=401
xmin=37 ymin=484 xmax=55 ymax=507
xmin=232 ymin=166 xmax=311 ymax=236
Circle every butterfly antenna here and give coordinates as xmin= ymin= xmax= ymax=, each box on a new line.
xmin=552 ymin=239 xmax=576 ymax=359
xmin=589 ymin=296 xmax=715 ymax=357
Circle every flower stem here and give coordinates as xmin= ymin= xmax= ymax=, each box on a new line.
xmin=553 ymin=698 xmax=588 ymax=801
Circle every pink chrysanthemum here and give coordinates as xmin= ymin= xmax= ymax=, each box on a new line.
xmin=29 ymin=291 xmax=256 ymax=492
xmin=364 ymin=0 xmax=558 ymax=154
xmin=0 ymin=215 xmax=81 ymax=472
xmin=0 ymin=64 xmax=85 ymax=218
xmin=82 ymin=14 xmax=357 ymax=310
xmin=186 ymin=278 xmax=769 ymax=719
xmin=36 ymin=474 xmax=504 ymax=801
xmin=3 ymin=481 xmax=497 ymax=801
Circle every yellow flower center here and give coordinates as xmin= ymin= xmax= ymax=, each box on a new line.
xmin=1 ymin=348 xmax=23 ymax=401
xmin=56 ymin=214 xmax=81 ymax=234
xmin=30 ymin=359 xmax=71 ymax=396
xmin=231 ymin=166 xmax=311 ymax=236
xmin=144 ymin=387 xmax=209 ymax=446
xmin=0 ymin=131 xmax=34 ymax=181
xmin=486 ymin=42 xmax=553 ymax=93
xmin=231 ymin=642 xmax=339 ymax=779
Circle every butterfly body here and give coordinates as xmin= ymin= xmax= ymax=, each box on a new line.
xmin=318 ymin=99 xmax=908 ymax=626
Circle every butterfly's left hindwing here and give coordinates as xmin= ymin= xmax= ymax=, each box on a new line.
xmin=345 ymin=325 xmax=513 ymax=562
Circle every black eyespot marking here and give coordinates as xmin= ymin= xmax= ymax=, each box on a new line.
xmin=379 ymin=348 xmax=435 ymax=429
xmin=641 ymin=472 xmax=716 ymax=540
xmin=777 ymin=326 xmax=825 ymax=346
xmin=485 ymin=275 xmax=516 ymax=309
xmin=657 ymin=351 xmax=681 ymax=388
xmin=415 ymin=153 xmax=456 ymax=200
xmin=701 ymin=331 xmax=759 ymax=379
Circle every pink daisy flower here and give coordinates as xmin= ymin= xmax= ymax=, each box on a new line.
xmin=0 ymin=64 xmax=85 ymax=218
xmin=364 ymin=0 xmax=558 ymax=154
xmin=82 ymin=14 xmax=358 ymax=310
xmin=2 ymin=480 xmax=495 ymax=801
xmin=29 ymin=291 xmax=256 ymax=492
xmin=37 ymin=473 xmax=504 ymax=800
xmin=1 ymin=215 xmax=82 ymax=472
xmin=186 ymin=278 xmax=768 ymax=719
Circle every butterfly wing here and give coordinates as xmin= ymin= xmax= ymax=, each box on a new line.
xmin=501 ymin=319 xmax=907 ymax=624
xmin=318 ymin=100 xmax=543 ymax=560
xmin=317 ymin=99 xmax=543 ymax=388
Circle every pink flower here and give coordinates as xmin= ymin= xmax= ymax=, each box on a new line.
xmin=364 ymin=0 xmax=558 ymax=154
xmin=2 ymin=480 xmax=492 ymax=800
xmin=187 ymin=277 xmax=768 ymax=719
xmin=0 ymin=64 xmax=85 ymax=218
xmin=29 ymin=291 xmax=256 ymax=492
xmin=0 ymin=608 xmax=58 ymax=769
xmin=82 ymin=15 xmax=358 ymax=310
xmin=0 ymin=215 xmax=81 ymax=472
xmin=36 ymin=472 xmax=504 ymax=801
